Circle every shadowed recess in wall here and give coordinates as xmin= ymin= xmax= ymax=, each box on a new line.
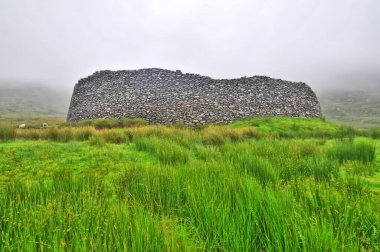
xmin=67 ymin=68 xmax=321 ymax=125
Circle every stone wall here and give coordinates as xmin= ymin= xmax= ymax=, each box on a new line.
xmin=67 ymin=68 xmax=321 ymax=125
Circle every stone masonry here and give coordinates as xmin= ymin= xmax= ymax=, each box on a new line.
xmin=67 ymin=68 xmax=321 ymax=125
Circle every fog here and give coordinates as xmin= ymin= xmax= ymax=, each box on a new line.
xmin=0 ymin=0 xmax=379 ymax=92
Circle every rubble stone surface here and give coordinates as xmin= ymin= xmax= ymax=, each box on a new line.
xmin=67 ymin=68 xmax=321 ymax=125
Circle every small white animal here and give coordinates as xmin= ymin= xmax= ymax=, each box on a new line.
xmin=18 ymin=124 xmax=26 ymax=129
xmin=42 ymin=123 xmax=48 ymax=128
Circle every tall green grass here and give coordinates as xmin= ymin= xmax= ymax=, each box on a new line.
xmin=135 ymin=136 xmax=189 ymax=164
xmin=0 ymin=124 xmax=16 ymax=140
xmin=0 ymin=177 xmax=195 ymax=251
xmin=4 ymin=117 xmax=379 ymax=144
xmin=327 ymin=140 xmax=376 ymax=164
xmin=0 ymin=117 xmax=379 ymax=251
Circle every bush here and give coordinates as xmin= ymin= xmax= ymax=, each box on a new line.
xmin=0 ymin=124 xmax=16 ymax=141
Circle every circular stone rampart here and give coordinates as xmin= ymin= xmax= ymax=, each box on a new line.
xmin=67 ymin=68 xmax=321 ymax=125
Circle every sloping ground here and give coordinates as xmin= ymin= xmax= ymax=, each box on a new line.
xmin=0 ymin=117 xmax=66 ymax=128
xmin=318 ymin=90 xmax=380 ymax=128
xmin=0 ymin=83 xmax=70 ymax=117
xmin=1 ymin=82 xmax=380 ymax=130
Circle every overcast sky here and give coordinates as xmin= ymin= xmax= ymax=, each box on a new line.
xmin=0 ymin=0 xmax=379 ymax=91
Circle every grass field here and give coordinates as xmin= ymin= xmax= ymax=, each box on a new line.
xmin=0 ymin=117 xmax=379 ymax=251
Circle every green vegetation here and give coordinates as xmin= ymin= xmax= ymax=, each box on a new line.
xmin=0 ymin=117 xmax=379 ymax=251
xmin=0 ymin=124 xmax=16 ymax=140
xmin=327 ymin=140 xmax=376 ymax=164
xmin=0 ymin=116 xmax=66 ymax=129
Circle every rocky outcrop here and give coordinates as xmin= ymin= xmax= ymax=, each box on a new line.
xmin=67 ymin=68 xmax=321 ymax=125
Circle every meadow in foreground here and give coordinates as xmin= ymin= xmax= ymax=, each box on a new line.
xmin=0 ymin=117 xmax=379 ymax=251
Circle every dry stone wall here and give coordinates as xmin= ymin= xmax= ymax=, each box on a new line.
xmin=67 ymin=68 xmax=321 ymax=125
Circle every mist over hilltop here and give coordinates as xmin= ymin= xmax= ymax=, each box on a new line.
xmin=0 ymin=80 xmax=70 ymax=117
xmin=0 ymin=0 xmax=379 ymax=92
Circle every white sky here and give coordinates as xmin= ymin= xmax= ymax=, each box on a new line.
xmin=0 ymin=0 xmax=379 ymax=91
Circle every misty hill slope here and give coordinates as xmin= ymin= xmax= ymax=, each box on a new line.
xmin=0 ymin=83 xmax=70 ymax=118
xmin=1 ymin=83 xmax=379 ymax=129
xmin=318 ymin=90 xmax=380 ymax=128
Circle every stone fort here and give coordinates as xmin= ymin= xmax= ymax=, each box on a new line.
xmin=67 ymin=68 xmax=321 ymax=125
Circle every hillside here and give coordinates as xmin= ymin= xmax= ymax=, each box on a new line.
xmin=0 ymin=82 xmax=70 ymax=118
xmin=1 ymin=83 xmax=379 ymax=130
xmin=318 ymin=90 xmax=380 ymax=128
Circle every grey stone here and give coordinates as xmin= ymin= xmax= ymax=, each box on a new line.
xmin=67 ymin=68 xmax=321 ymax=125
